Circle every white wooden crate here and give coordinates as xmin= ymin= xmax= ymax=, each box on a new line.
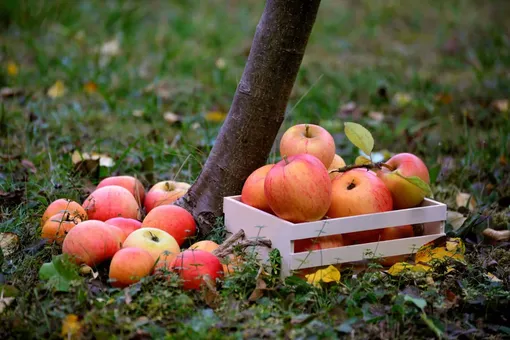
xmin=223 ymin=195 xmax=447 ymax=278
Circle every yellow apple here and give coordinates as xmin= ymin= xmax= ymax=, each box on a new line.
xmin=328 ymin=154 xmax=346 ymax=180
xmin=122 ymin=227 xmax=180 ymax=264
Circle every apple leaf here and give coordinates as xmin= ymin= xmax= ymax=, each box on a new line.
xmin=344 ymin=122 xmax=374 ymax=157
xmin=355 ymin=155 xmax=372 ymax=166
xmin=39 ymin=254 xmax=81 ymax=292
xmin=395 ymin=172 xmax=432 ymax=197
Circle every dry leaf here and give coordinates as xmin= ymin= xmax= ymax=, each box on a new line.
xmin=415 ymin=239 xmax=466 ymax=266
xmin=163 ymin=112 xmax=182 ymax=125
xmin=248 ymin=277 xmax=267 ymax=301
xmin=132 ymin=110 xmax=144 ymax=117
xmin=493 ymin=99 xmax=509 ymax=113
xmin=0 ymin=232 xmax=20 ymax=257
xmin=191 ymin=122 xmax=201 ymax=130
xmin=61 ymin=314 xmax=82 ymax=340
xmin=393 ymin=92 xmax=412 ymax=107
xmin=71 ymin=150 xmax=114 ymax=168
xmin=387 ymin=262 xmax=415 ymax=276
xmin=447 ymin=211 xmax=467 ymax=230
xmin=500 ymin=155 xmax=507 ymax=166
xmin=100 ymin=39 xmax=121 ymax=57
xmin=47 ymin=80 xmax=67 ymax=98
xmin=0 ymin=296 xmax=14 ymax=314
xmin=6 ymin=61 xmax=18 ymax=76
xmin=215 ymin=58 xmax=226 ymax=70
xmin=486 ymin=272 xmax=502 ymax=283
xmin=21 ymin=159 xmax=37 ymax=174
xmin=205 ymin=111 xmax=227 ymax=123
xmin=435 ymin=93 xmax=453 ymax=105
xmin=202 ymin=276 xmax=221 ymax=308
xmin=83 ymin=81 xmax=98 ymax=94
xmin=368 ymin=111 xmax=384 ymax=123
xmin=305 ymin=265 xmax=341 ymax=287
xmin=1 ymin=87 xmax=24 ymax=98
xmin=456 ymin=192 xmax=476 ymax=211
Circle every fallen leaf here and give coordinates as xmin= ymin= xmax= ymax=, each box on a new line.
xmin=39 ymin=254 xmax=81 ymax=292
xmin=47 ymin=80 xmax=67 ymax=98
xmin=493 ymin=99 xmax=508 ymax=113
xmin=456 ymin=192 xmax=476 ymax=211
xmin=486 ymin=272 xmax=502 ymax=283
xmin=248 ymin=277 xmax=267 ymax=301
xmin=305 ymin=265 xmax=341 ymax=287
xmin=132 ymin=109 xmax=144 ymax=117
xmin=0 ymin=296 xmax=14 ymax=314
xmin=61 ymin=314 xmax=82 ymax=340
xmin=368 ymin=111 xmax=384 ymax=123
xmin=100 ymin=39 xmax=121 ymax=57
xmin=393 ymin=92 xmax=412 ymax=107
xmin=79 ymin=265 xmax=99 ymax=279
xmin=435 ymin=93 xmax=453 ymax=105
xmin=163 ymin=112 xmax=182 ymax=125
xmin=6 ymin=61 xmax=18 ymax=76
xmin=0 ymin=233 xmax=20 ymax=257
xmin=21 ymin=159 xmax=37 ymax=174
xmin=387 ymin=262 xmax=416 ymax=276
xmin=202 ymin=276 xmax=221 ymax=308
xmin=71 ymin=150 xmax=114 ymax=168
xmin=83 ymin=81 xmax=98 ymax=94
xmin=415 ymin=239 xmax=466 ymax=266
xmin=191 ymin=122 xmax=201 ymax=130
xmin=447 ymin=211 xmax=467 ymax=230
xmin=205 ymin=111 xmax=227 ymax=123
xmin=0 ymin=87 xmax=24 ymax=98
xmin=499 ymin=155 xmax=507 ymax=166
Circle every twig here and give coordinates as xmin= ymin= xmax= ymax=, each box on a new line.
xmin=212 ymin=229 xmax=272 ymax=258
xmin=212 ymin=230 xmax=245 ymax=256
xmin=328 ymin=161 xmax=395 ymax=174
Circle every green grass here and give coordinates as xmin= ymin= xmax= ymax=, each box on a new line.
xmin=1 ymin=0 xmax=510 ymax=338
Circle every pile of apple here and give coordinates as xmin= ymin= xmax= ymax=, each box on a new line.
xmin=40 ymin=177 xmax=228 ymax=290
xmin=240 ymin=123 xmax=430 ymax=265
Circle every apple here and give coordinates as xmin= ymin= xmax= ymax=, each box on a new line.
xmin=189 ymin=240 xmax=219 ymax=253
xmin=105 ymin=224 xmax=127 ymax=244
xmin=376 ymin=153 xmax=430 ymax=209
xmin=141 ymin=205 xmax=196 ymax=246
xmin=83 ymin=185 xmax=140 ymax=221
xmin=170 ymin=249 xmax=224 ymax=290
xmin=279 ymin=124 xmax=336 ymax=167
xmin=327 ymin=169 xmax=393 ymax=218
xmin=380 ymin=225 xmax=414 ymax=267
xmin=328 ymin=154 xmax=346 ymax=180
xmin=144 ymin=181 xmax=191 ymax=213
xmin=294 ymin=234 xmax=344 ymax=253
xmin=240 ymin=164 xmax=275 ymax=212
xmin=41 ymin=212 xmax=82 ymax=244
xmin=105 ymin=217 xmax=142 ymax=238
xmin=41 ymin=199 xmax=87 ymax=226
xmin=264 ymin=154 xmax=332 ymax=223
xmin=62 ymin=220 xmax=120 ymax=266
xmin=123 ymin=227 xmax=181 ymax=264
xmin=96 ymin=176 xmax=145 ymax=205
xmin=109 ymin=247 xmax=155 ymax=288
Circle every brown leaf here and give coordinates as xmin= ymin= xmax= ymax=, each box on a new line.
xmin=0 ymin=87 xmax=24 ymax=98
xmin=248 ymin=277 xmax=267 ymax=301
xmin=163 ymin=112 xmax=182 ymax=125
xmin=492 ymin=99 xmax=508 ymax=113
xmin=435 ymin=93 xmax=453 ymax=105
xmin=456 ymin=192 xmax=476 ymax=211
xmin=368 ymin=111 xmax=384 ymax=123
xmin=21 ymin=160 xmax=37 ymax=174
xmin=202 ymin=276 xmax=221 ymax=308
xmin=0 ymin=232 xmax=20 ymax=257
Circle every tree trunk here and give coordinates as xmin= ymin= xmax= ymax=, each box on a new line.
xmin=175 ymin=0 xmax=321 ymax=236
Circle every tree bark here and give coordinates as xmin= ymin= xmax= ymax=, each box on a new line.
xmin=175 ymin=0 xmax=321 ymax=236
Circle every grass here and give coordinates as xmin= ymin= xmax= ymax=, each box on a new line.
xmin=1 ymin=0 xmax=510 ymax=338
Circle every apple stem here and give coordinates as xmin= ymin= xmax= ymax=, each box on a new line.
xmin=305 ymin=124 xmax=311 ymax=138
xmin=282 ymin=154 xmax=289 ymax=165
xmin=149 ymin=231 xmax=159 ymax=242
xmin=329 ymin=161 xmax=392 ymax=174
xmin=347 ymin=180 xmax=356 ymax=190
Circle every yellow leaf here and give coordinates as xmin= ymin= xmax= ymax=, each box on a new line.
xmin=393 ymin=92 xmax=412 ymax=107
xmin=61 ymin=314 xmax=82 ymax=340
xmin=205 ymin=111 xmax=227 ymax=123
xmin=0 ymin=232 xmax=20 ymax=257
xmin=344 ymin=122 xmax=375 ymax=156
xmin=387 ymin=262 xmax=415 ymax=276
xmin=47 ymin=80 xmax=67 ymax=98
xmin=6 ymin=61 xmax=18 ymax=76
xmin=83 ymin=81 xmax=98 ymax=94
xmin=71 ymin=150 xmax=114 ymax=168
xmin=486 ymin=272 xmax=502 ymax=283
xmin=445 ymin=238 xmax=465 ymax=254
xmin=415 ymin=239 xmax=466 ymax=266
xmin=355 ymin=155 xmax=372 ymax=166
xmin=305 ymin=265 xmax=341 ymax=287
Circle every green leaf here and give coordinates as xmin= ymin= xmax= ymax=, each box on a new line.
xmin=395 ymin=172 xmax=432 ymax=197
xmin=355 ymin=155 xmax=372 ymax=166
xmin=420 ymin=313 xmax=444 ymax=338
xmin=404 ymin=294 xmax=427 ymax=310
xmin=39 ymin=254 xmax=81 ymax=292
xmin=344 ymin=122 xmax=374 ymax=156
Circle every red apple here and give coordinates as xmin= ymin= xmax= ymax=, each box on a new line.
xmin=240 ymin=164 xmax=275 ymax=212
xmin=41 ymin=199 xmax=87 ymax=226
xmin=264 ymin=154 xmax=332 ymax=223
xmin=170 ymin=249 xmax=224 ymax=290
xmin=294 ymin=234 xmax=344 ymax=253
xmin=83 ymin=185 xmax=140 ymax=221
xmin=376 ymin=153 xmax=430 ymax=209
xmin=328 ymin=154 xmax=346 ymax=180
xmin=96 ymin=176 xmax=145 ymax=205
xmin=105 ymin=217 xmax=142 ymax=238
xmin=62 ymin=220 xmax=121 ymax=266
xmin=144 ymin=181 xmax=191 ymax=213
xmin=105 ymin=224 xmax=127 ymax=244
xmin=141 ymin=205 xmax=196 ymax=246
xmin=41 ymin=212 xmax=82 ymax=245
xmin=123 ymin=227 xmax=181 ymax=263
xmin=109 ymin=247 xmax=155 ymax=288
xmin=279 ymin=124 xmax=336 ymax=167
xmin=327 ymin=169 xmax=393 ymax=218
